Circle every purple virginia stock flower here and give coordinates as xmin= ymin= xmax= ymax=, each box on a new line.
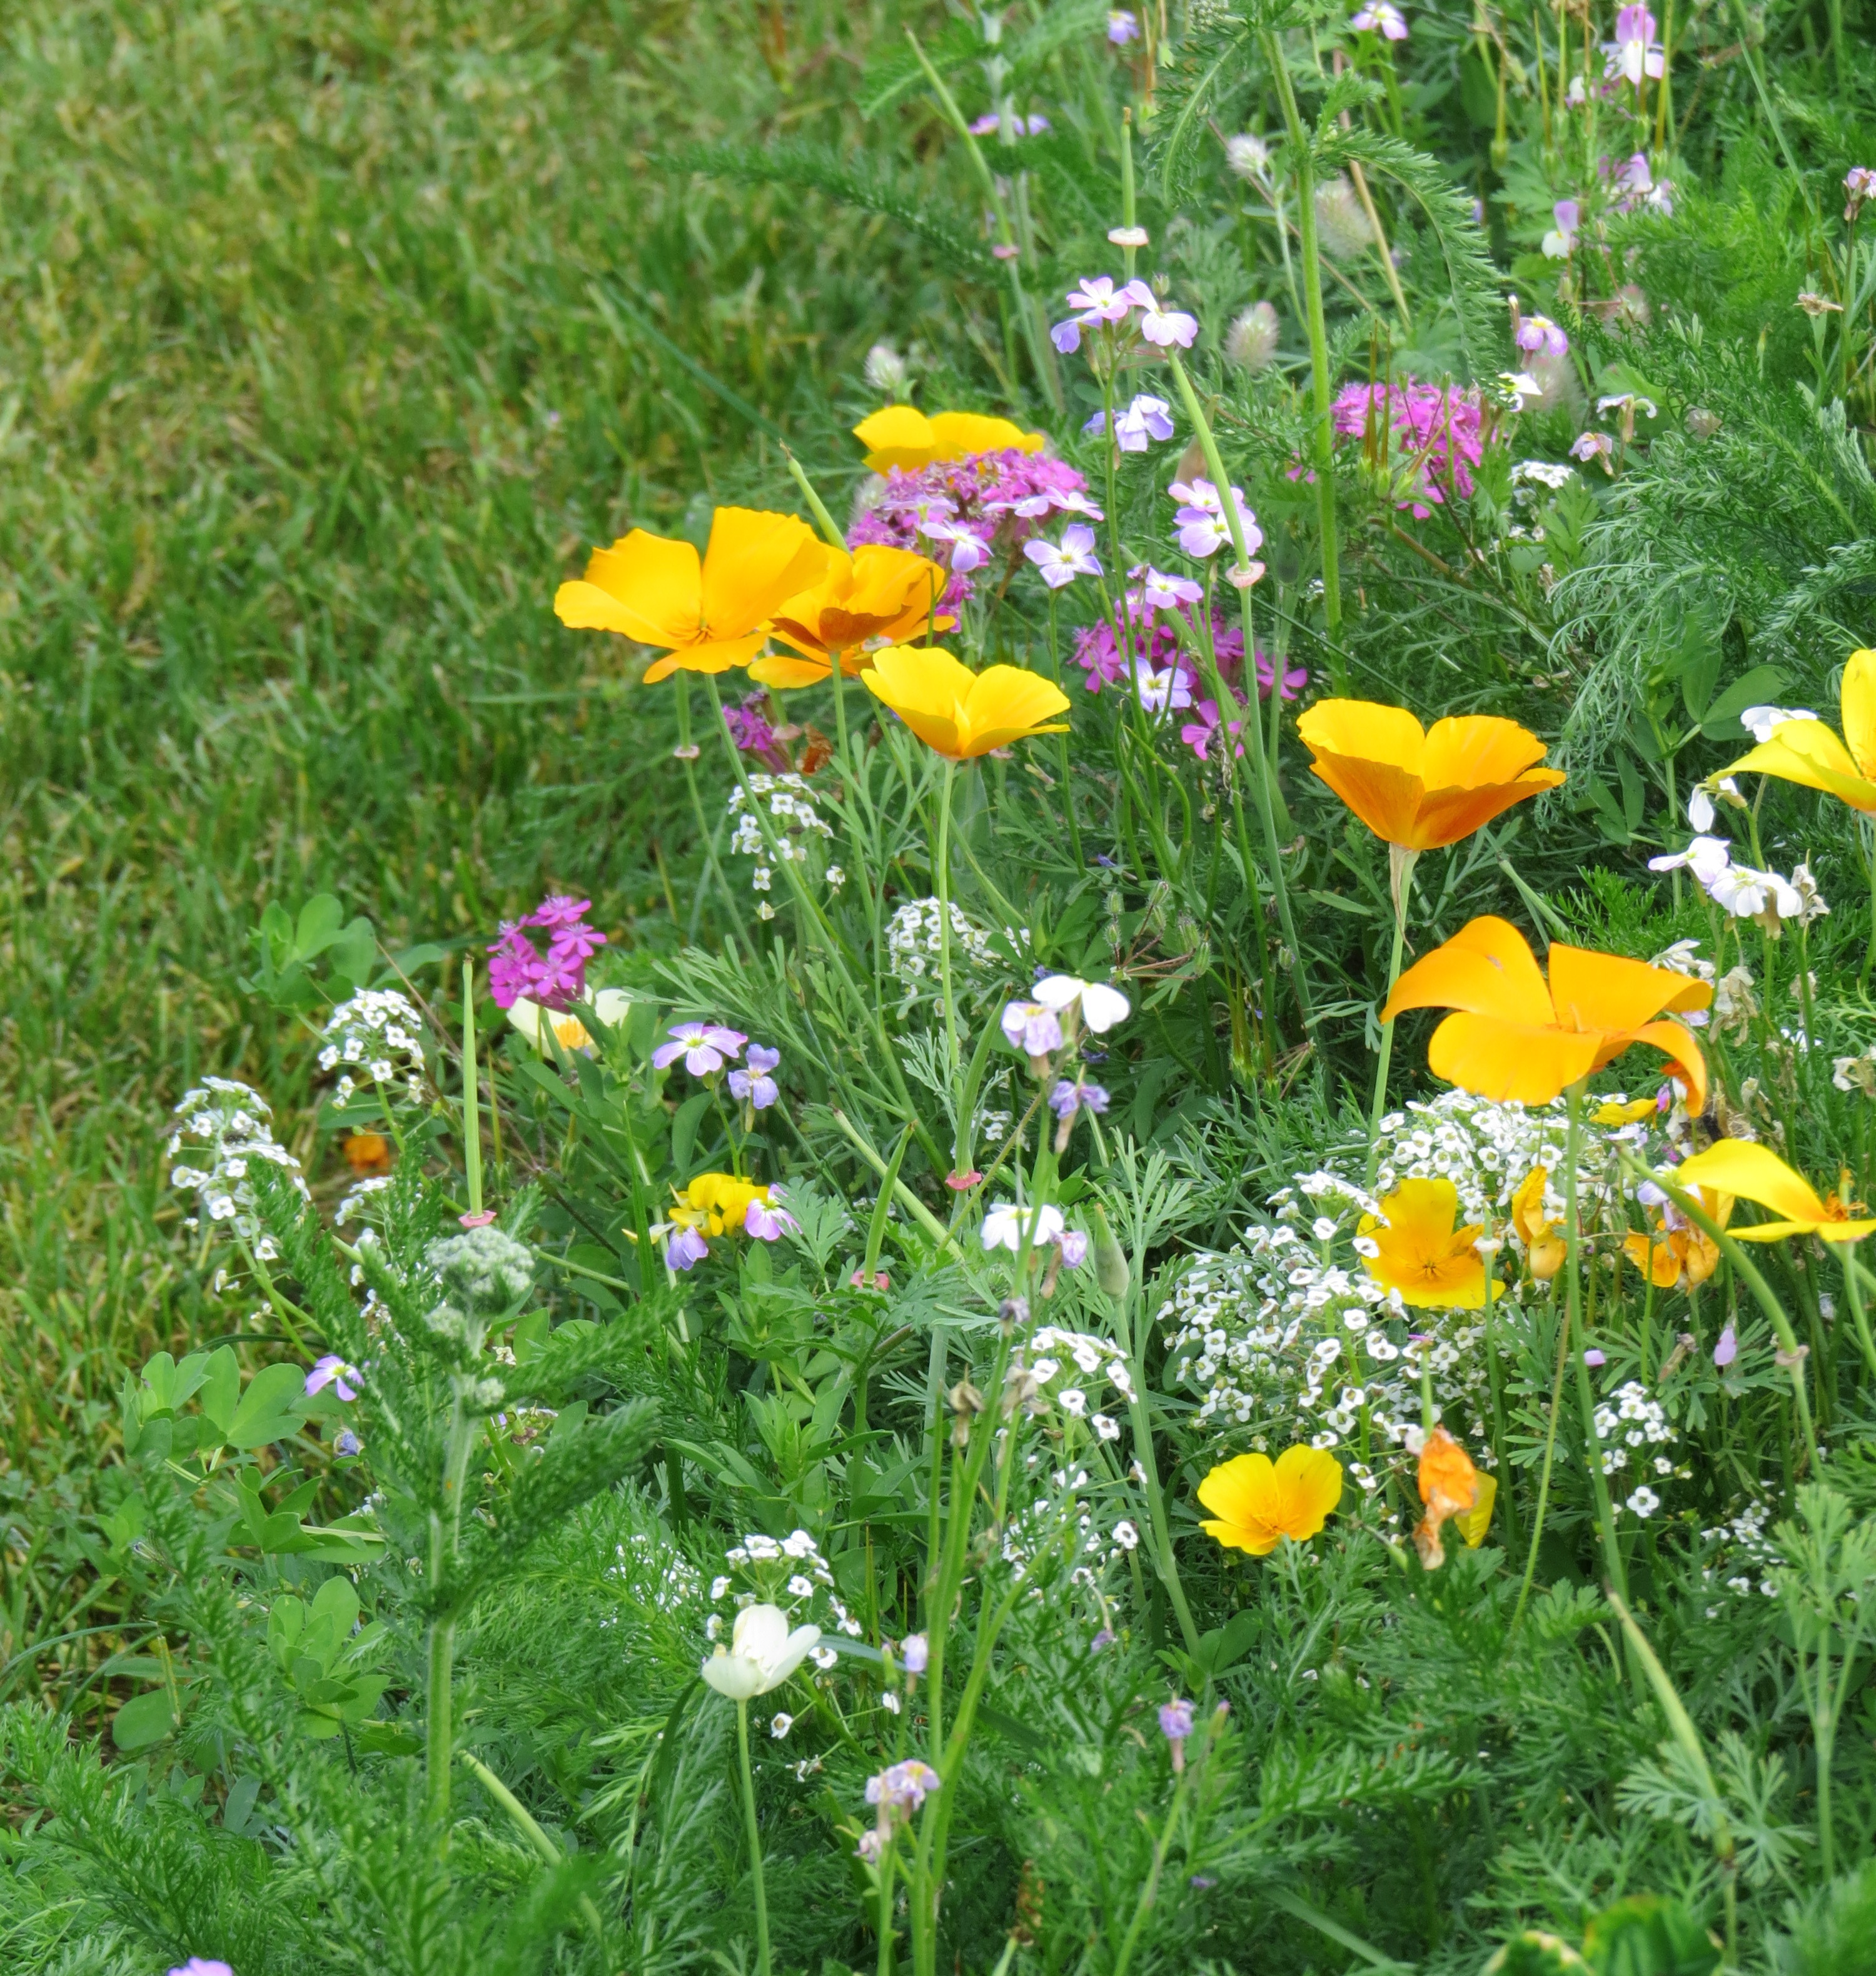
xmin=729 ymin=1044 xmax=781 ymax=1110
xmin=653 ymin=1022 xmax=747 ymax=1077
xmin=306 ymin=1356 xmax=360 ymax=1402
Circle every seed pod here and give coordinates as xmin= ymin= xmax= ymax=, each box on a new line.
xmin=1090 ymin=1204 xmax=1130 ymax=1301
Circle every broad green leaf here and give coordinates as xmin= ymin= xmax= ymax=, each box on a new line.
xmin=294 ymin=893 xmax=345 ymax=958
xmin=113 ymin=1687 xmax=179 ymax=1752
xmin=198 ymin=1346 xmax=240 ymax=1438
xmin=226 ymin=1361 xmax=310 ymax=1448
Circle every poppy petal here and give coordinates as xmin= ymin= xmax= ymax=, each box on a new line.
xmin=1548 ymin=943 xmax=1712 ymax=1033
xmin=1383 ymin=916 xmax=1552 ymax=1026
xmin=854 ymin=404 xmax=939 ymax=471
xmin=1843 ymin=648 xmax=1876 ymax=782
xmin=1410 ymin=767 xmax=1566 ymax=847
xmin=1624 ymin=1019 xmax=1708 ymax=1113
xmin=1426 ymin=1012 xmax=1602 ymax=1103
xmin=700 ymin=508 xmax=826 ymax=638
xmin=1301 ymin=747 xmax=1428 ymax=845
xmin=1673 ymin=1140 xmax=1829 ymax=1224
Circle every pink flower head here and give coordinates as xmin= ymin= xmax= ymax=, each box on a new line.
xmin=729 ymin=1044 xmax=781 ymax=1110
xmin=1057 ymin=1229 xmax=1090 ymax=1267
xmin=1570 ymin=429 xmax=1616 ymax=472
xmin=900 ymin=1632 xmax=930 ymax=1673
xmin=653 ymin=1022 xmax=747 ymax=1077
xmin=306 ymin=1355 xmax=361 ymax=1403
xmin=1847 ymin=166 xmax=1876 ymax=221
xmin=724 ymin=697 xmax=777 ymax=755
xmin=1329 ymin=379 xmax=1485 ymax=518
xmin=1602 ymin=4 xmax=1664 ymax=85
xmin=1024 ymin=523 xmax=1104 ymax=589
xmin=1515 ymin=313 xmax=1569 ymax=356
xmin=1159 ymin=1699 xmax=1195 ymax=1742
xmin=1169 ymin=478 xmax=1261 ymax=560
xmin=1181 ymin=697 xmax=1246 ymax=760
xmin=1132 ymin=291 xmax=1199 ymax=348
xmin=1052 ymin=275 xmax=1136 ymax=353
xmin=1132 ymin=565 xmax=1203 ymax=610
xmin=1049 ymin=1077 xmax=1110 ymax=1119
xmin=1351 ymin=0 xmax=1408 ymax=36
xmin=867 ymin=1758 xmax=942 ymax=1812
xmin=487 ymin=895 xmax=608 ymax=1011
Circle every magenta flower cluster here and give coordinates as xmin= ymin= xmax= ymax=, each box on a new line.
xmin=1329 ymin=380 xmax=1485 ymax=520
xmin=488 ymin=895 xmax=607 ymax=1011
xmin=849 ymin=448 xmax=1095 ymax=607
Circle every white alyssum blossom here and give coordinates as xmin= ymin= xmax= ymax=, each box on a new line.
xmin=884 ymin=897 xmax=1030 ymax=1012
xmin=166 ymin=1077 xmax=310 ymax=1256
xmin=319 ymin=989 xmax=426 ymax=1107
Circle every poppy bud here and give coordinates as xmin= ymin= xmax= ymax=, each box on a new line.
xmin=1091 ymin=1203 xmax=1131 ymax=1299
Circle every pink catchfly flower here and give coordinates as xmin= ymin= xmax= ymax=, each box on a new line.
xmin=653 ymin=1022 xmax=747 ymax=1077
xmin=1350 ymin=0 xmax=1408 ymax=36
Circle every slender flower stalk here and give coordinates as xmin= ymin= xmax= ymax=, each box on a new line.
xmin=737 ymin=1698 xmax=772 ymax=1975
xmin=1563 ymin=1081 xmax=1630 ymax=1608
xmin=1164 ymin=351 xmax=1318 ymax=1050
xmin=1262 ymin=28 xmax=1343 ymax=657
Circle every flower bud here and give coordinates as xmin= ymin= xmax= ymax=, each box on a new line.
xmin=1091 ymin=1203 xmax=1131 ymax=1299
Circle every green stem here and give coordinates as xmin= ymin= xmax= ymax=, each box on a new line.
xmin=1564 ymin=1082 xmax=1630 ymax=1607
xmin=1165 ymin=351 xmax=1318 ymax=1049
xmin=1842 ymin=1249 xmax=1876 ymax=1383
xmin=935 ymin=759 xmax=960 ymax=1084
xmin=737 ymin=1698 xmax=772 ymax=1976
xmin=460 ymin=1752 xmax=608 ymax=1944
xmin=461 ymin=958 xmax=482 ymax=1218
xmin=1365 ymin=847 xmax=1416 ymax=1187
xmin=1510 ymin=1316 xmax=1570 ymax=1634
xmin=1110 ymin=1761 xmax=1192 ymax=1976
xmin=1263 ymin=28 xmax=1343 ymax=657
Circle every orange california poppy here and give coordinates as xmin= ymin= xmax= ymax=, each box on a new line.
xmin=1724 ymin=648 xmax=1876 ymax=814
xmin=1293 ymin=700 xmax=1566 ymax=850
xmin=1510 ymin=1167 xmax=1568 ymax=1281
xmin=1380 ymin=916 xmax=1711 ymax=1110
xmin=747 ymin=545 xmax=954 ymax=688
xmin=553 ymin=507 xmax=827 ymax=680
xmin=1359 ymin=1177 xmax=1487 ymax=1309
xmin=862 ymin=645 xmax=1069 ymax=760
xmin=1670 ymin=1141 xmax=1876 ymax=1243
xmin=853 ymin=405 xmax=1046 ymax=474
xmin=1196 ymin=1445 xmax=1343 ymax=1556
xmin=1415 ymin=1425 xmax=1482 ymax=1569
xmin=342 ymin=1130 xmax=392 ymax=1176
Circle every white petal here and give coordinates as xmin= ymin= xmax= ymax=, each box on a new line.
xmin=1030 ymin=974 xmax=1085 ymax=1011
xmin=733 ymin=1602 xmax=792 ymax=1667
xmin=503 ymin=998 xmax=545 ymax=1044
xmin=760 ymin=1624 xmax=824 ymax=1690
xmin=702 ymin=1651 xmax=766 ymax=1701
xmin=591 ymin=989 xmax=632 ymax=1026
xmin=1079 ymin=982 xmax=1131 ymax=1032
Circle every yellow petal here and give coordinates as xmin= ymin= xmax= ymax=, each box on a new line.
xmin=1843 ymin=649 xmax=1876 ymax=780
xmin=1426 ymin=1012 xmax=1603 ymax=1105
xmin=1296 ymin=698 xmax=1428 ymax=772
xmin=1458 ymin=1471 xmax=1496 ymax=1548
xmin=1726 ymin=723 xmax=1876 ymax=814
xmin=1383 ymin=917 xmax=1553 ymax=1027
xmin=699 ymin=508 xmax=826 ymax=639
xmin=558 ymin=529 xmax=702 ymax=646
xmin=1548 ymin=943 xmax=1710 ymax=1033
xmin=643 ymin=633 xmax=769 ymax=681
xmin=927 ymin=410 xmax=1044 ymax=459
xmin=1622 ymin=1019 xmax=1708 ymax=1114
xmin=1673 ymin=1140 xmax=1829 ymax=1226
xmin=854 ymin=404 xmax=939 ymax=471
xmin=748 ymin=651 xmax=834 ymax=689
xmin=1270 ymin=1443 xmax=1344 ymax=1538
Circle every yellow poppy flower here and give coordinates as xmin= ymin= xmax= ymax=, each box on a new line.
xmin=1381 ymin=916 xmax=1712 ymax=1111
xmin=1723 ymin=648 xmax=1876 ymax=814
xmin=747 ymin=545 xmax=954 ymax=688
xmin=1359 ymin=1177 xmax=1487 ymax=1309
xmin=1510 ymin=1167 xmax=1568 ymax=1281
xmin=1669 ymin=1141 xmax=1876 ymax=1243
xmin=1415 ymin=1424 xmax=1483 ymax=1568
xmin=1196 ymin=1445 xmax=1343 ymax=1556
xmin=1294 ymin=700 xmax=1566 ymax=851
xmin=1621 ymin=1184 xmax=1729 ymax=1288
xmin=554 ymin=507 xmax=827 ymax=680
xmin=853 ymin=405 xmax=1046 ymax=473
xmin=862 ymin=645 xmax=1070 ymax=760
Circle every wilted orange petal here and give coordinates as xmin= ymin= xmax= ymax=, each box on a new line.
xmin=1621 ymin=1229 xmax=1683 ymax=1288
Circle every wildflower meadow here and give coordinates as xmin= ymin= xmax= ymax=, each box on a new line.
xmin=10 ymin=0 xmax=1876 ymax=1972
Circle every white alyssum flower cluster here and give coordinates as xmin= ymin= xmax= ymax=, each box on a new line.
xmin=1591 ymin=1381 xmax=1683 ymax=1496
xmin=166 ymin=1077 xmax=310 ymax=1258
xmin=1698 ymin=1500 xmax=1787 ymax=1611
xmin=884 ymin=897 xmax=1030 ymax=1011
xmin=727 ymin=774 xmax=837 ymax=918
xmin=709 ymin=1528 xmax=860 ymax=1668
xmin=318 ymin=988 xmax=426 ymax=1107
xmin=1162 ymin=1093 xmax=1615 ymax=1464
xmin=1029 ymin=1326 xmax=1136 ymax=1439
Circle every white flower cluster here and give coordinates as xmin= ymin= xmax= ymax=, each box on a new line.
xmin=166 ymin=1077 xmax=310 ymax=1258
xmin=1029 ymin=1326 xmax=1136 ymax=1439
xmin=1162 ymin=1094 xmax=1615 ymax=1461
xmin=885 ymin=897 xmax=1029 ymax=1011
xmin=1001 ymin=1456 xmax=1138 ymax=1588
xmin=727 ymin=774 xmax=836 ymax=919
xmin=318 ymin=989 xmax=426 ymax=1107
xmin=709 ymin=1527 xmax=860 ymax=1664
xmin=603 ymin=1531 xmax=704 ymax=1614
xmin=1592 ymin=1379 xmax=1678 ymax=1483
xmin=1698 ymin=1500 xmax=1785 ymax=1610
xmin=1648 ymin=835 xmax=1828 ymax=937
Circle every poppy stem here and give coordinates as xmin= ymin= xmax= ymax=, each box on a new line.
xmin=1365 ymin=847 xmax=1416 ymax=1187
xmin=1509 ymin=1313 xmax=1573 ymax=1633
xmin=1840 ymin=1248 xmax=1876 ymax=1381
xmin=1563 ymin=1082 xmax=1631 ymax=1610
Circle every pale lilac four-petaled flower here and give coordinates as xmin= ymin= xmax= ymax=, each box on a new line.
xmin=1133 ymin=565 xmax=1203 ymax=609
xmin=1024 ymin=524 xmax=1104 ymax=589
xmin=1135 ymin=294 xmax=1198 ymax=348
xmin=729 ymin=1044 xmax=781 ymax=1111
xmin=1602 ymin=3 xmax=1665 ymax=84
xmin=306 ymin=1355 xmax=361 ymax=1403
xmin=1108 ymin=8 xmax=1140 ymax=43
xmin=653 ymin=1022 xmax=748 ymax=1077
xmin=1051 ymin=275 xmax=1137 ymax=353
xmin=1515 ymin=313 xmax=1569 ymax=356
xmin=667 ymin=1226 xmax=710 ymax=1271
xmin=1351 ymin=1 xmax=1408 ymax=38
xmin=1169 ymin=477 xmax=1262 ymax=560
xmin=1049 ymin=1078 xmax=1110 ymax=1121
xmin=745 ymin=1193 xmax=797 ymax=1241
xmin=1001 ymin=1000 xmax=1066 ymax=1056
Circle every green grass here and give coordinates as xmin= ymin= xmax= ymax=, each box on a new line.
xmin=0 ymin=0 xmax=940 ymax=1641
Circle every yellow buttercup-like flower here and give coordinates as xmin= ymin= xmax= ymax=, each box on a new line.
xmin=1723 ymin=648 xmax=1876 ymax=814
xmin=1196 ymin=1445 xmax=1344 ymax=1556
xmin=1359 ymin=1177 xmax=1487 ymax=1309
xmin=1510 ymin=1167 xmax=1567 ymax=1282
xmin=748 ymin=545 xmax=953 ymax=688
xmin=853 ymin=405 xmax=1045 ymax=473
xmin=862 ymin=645 xmax=1069 ymax=761
xmin=553 ymin=507 xmax=826 ymax=680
